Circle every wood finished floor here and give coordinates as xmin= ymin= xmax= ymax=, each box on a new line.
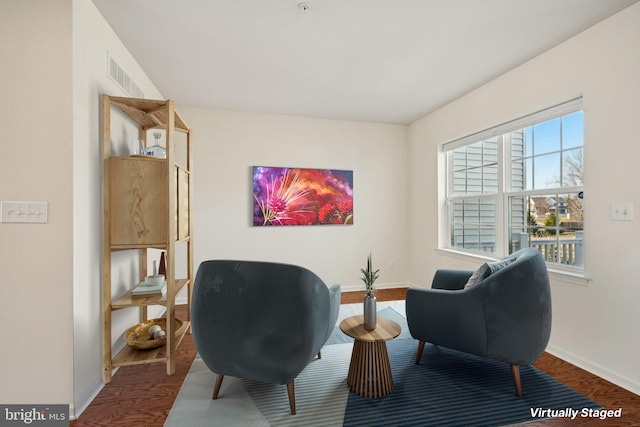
xmin=72 ymin=288 xmax=640 ymax=426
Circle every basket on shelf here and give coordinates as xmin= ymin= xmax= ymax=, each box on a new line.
xmin=125 ymin=317 xmax=183 ymax=350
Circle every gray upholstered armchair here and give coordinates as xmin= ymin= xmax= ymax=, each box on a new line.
xmin=191 ymin=260 xmax=341 ymax=415
xmin=406 ymin=248 xmax=551 ymax=396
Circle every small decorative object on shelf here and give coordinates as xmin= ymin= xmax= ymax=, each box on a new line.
xmin=148 ymin=324 xmax=162 ymax=336
xmin=158 ymin=251 xmax=167 ymax=276
xmin=148 ymin=324 xmax=166 ymax=339
xmin=146 ymin=131 xmax=166 ymax=158
xmin=134 ymin=263 xmax=167 ymax=298
xmin=132 ymin=282 xmax=167 ymax=298
xmin=360 ymin=253 xmax=380 ymax=330
xmin=132 ymin=139 xmax=144 ymax=156
xmin=125 ymin=318 xmax=184 ymax=350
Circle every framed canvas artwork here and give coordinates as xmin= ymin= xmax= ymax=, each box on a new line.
xmin=253 ymin=166 xmax=353 ymax=226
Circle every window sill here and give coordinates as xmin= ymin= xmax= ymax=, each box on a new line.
xmin=546 ymin=267 xmax=591 ymax=287
xmin=436 ymin=248 xmax=496 ymax=264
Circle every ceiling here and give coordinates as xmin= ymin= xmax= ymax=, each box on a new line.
xmin=92 ymin=0 xmax=638 ymax=124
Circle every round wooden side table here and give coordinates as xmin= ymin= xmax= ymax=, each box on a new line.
xmin=339 ymin=315 xmax=401 ymax=398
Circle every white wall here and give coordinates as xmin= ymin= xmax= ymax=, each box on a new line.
xmin=0 ymin=0 xmax=74 ymax=405
xmin=179 ymin=107 xmax=409 ymax=290
xmin=408 ymin=3 xmax=640 ymax=394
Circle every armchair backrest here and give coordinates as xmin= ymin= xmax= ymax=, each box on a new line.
xmin=480 ymin=248 xmax=552 ymax=365
xmin=191 ymin=260 xmax=333 ymax=384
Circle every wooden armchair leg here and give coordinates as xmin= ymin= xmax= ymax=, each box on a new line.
xmin=287 ymin=381 xmax=296 ymax=415
xmin=415 ymin=341 xmax=426 ymax=364
xmin=510 ymin=364 xmax=522 ymax=397
xmin=213 ymin=374 xmax=224 ymax=400
xmin=317 ymin=351 xmax=322 ymax=359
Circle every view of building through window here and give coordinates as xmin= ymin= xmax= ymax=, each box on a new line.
xmin=446 ymin=104 xmax=584 ymax=268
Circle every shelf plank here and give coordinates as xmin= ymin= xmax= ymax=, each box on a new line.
xmin=110 ymin=96 xmax=189 ymax=133
xmin=112 ymin=279 xmax=189 ymax=309
xmin=111 ymin=244 xmax=169 ymax=251
xmin=113 ymin=320 xmax=190 ymax=367
xmin=110 ymin=236 xmax=190 ymax=249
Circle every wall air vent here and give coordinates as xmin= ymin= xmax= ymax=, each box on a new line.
xmin=107 ymin=52 xmax=145 ymax=98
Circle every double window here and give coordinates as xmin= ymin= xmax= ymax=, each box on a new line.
xmin=444 ymin=99 xmax=584 ymax=269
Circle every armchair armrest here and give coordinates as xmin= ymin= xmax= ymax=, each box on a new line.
xmin=323 ymin=284 xmax=341 ymax=343
xmin=431 ymin=269 xmax=474 ymax=290
xmin=406 ymin=286 xmax=487 ymax=355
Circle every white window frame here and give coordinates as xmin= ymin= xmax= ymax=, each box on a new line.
xmin=441 ymin=98 xmax=584 ymax=272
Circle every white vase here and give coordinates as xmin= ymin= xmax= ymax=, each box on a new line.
xmin=363 ymin=295 xmax=377 ymax=330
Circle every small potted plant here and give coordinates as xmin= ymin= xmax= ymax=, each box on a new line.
xmin=360 ymin=253 xmax=380 ymax=330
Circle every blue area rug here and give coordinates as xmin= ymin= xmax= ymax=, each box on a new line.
xmin=344 ymin=339 xmax=601 ymax=426
xmin=166 ymin=305 xmax=601 ymax=426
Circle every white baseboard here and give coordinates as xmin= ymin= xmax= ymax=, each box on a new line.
xmin=339 ymin=281 xmax=410 ymax=293
xmin=71 ymin=379 xmax=104 ymax=420
xmin=177 ymin=282 xmax=411 ymax=302
xmin=546 ymin=343 xmax=640 ymax=396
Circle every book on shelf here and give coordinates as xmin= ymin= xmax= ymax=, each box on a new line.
xmin=132 ymin=281 xmax=167 ymax=297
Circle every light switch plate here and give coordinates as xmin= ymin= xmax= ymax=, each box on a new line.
xmin=0 ymin=201 xmax=48 ymax=223
xmin=610 ymin=202 xmax=633 ymax=221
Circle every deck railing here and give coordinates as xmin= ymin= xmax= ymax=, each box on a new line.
xmin=451 ymin=231 xmax=584 ymax=267
xmin=516 ymin=231 xmax=584 ymax=266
